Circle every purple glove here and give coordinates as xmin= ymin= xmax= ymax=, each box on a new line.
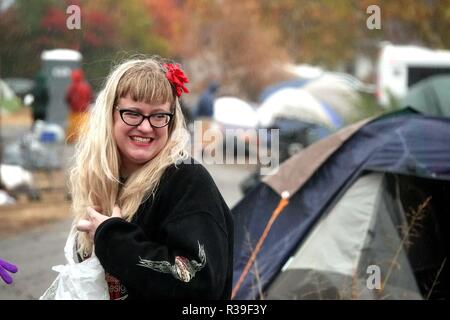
xmin=0 ymin=258 xmax=18 ymax=285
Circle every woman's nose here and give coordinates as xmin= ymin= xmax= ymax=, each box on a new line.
xmin=137 ymin=118 xmax=154 ymax=132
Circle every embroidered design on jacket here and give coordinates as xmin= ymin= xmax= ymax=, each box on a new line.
xmin=105 ymin=273 xmax=128 ymax=300
xmin=136 ymin=242 xmax=206 ymax=282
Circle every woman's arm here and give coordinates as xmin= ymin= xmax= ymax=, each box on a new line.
xmin=94 ymin=211 xmax=230 ymax=299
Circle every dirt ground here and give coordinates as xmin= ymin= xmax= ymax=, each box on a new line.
xmin=0 ymin=170 xmax=72 ymax=237
xmin=1 ymin=107 xmax=72 ymax=237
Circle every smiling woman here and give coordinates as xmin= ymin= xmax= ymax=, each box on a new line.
xmin=55 ymin=56 xmax=234 ymax=300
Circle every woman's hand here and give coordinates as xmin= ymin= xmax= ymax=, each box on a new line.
xmin=76 ymin=205 xmax=122 ymax=241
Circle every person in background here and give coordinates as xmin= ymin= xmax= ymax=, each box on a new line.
xmin=195 ymin=81 xmax=219 ymax=119
xmin=195 ymin=82 xmax=219 ymax=149
xmin=30 ymin=72 xmax=49 ymax=128
xmin=66 ymin=69 xmax=92 ymax=144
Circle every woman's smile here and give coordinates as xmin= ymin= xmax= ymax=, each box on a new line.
xmin=129 ymin=135 xmax=155 ymax=146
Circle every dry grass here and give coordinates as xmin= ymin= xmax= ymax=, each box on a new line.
xmin=0 ymin=198 xmax=71 ymax=236
xmin=381 ymin=197 xmax=431 ymax=294
xmin=1 ymin=107 xmax=33 ymax=126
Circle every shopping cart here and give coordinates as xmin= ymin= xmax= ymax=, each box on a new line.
xmin=2 ymin=120 xmax=68 ymax=200
xmin=20 ymin=127 xmax=67 ymax=193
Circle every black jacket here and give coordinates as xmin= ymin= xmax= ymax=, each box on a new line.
xmin=94 ymin=160 xmax=233 ymax=300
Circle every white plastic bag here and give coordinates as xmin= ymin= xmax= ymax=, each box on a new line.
xmin=40 ymin=228 xmax=109 ymax=300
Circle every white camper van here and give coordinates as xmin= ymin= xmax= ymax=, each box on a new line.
xmin=377 ymin=44 xmax=450 ymax=107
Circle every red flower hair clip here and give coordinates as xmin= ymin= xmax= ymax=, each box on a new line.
xmin=163 ymin=63 xmax=189 ymax=97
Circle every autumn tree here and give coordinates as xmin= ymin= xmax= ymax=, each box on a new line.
xmin=144 ymin=0 xmax=185 ymax=56
xmin=358 ymin=0 xmax=450 ymax=49
xmin=0 ymin=0 xmax=57 ymax=76
xmin=259 ymin=0 xmax=450 ymax=69
xmin=259 ymin=0 xmax=364 ymax=68
xmin=0 ymin=0 xmax=168 ymax=89
xmin=80 ymin=0 xmax=169 ymax=88
xmin=166 ymin=0 xmax=290 ymax=101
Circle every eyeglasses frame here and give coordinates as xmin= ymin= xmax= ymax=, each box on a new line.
xmin=115 ymin=106 xmax=174 ymax=128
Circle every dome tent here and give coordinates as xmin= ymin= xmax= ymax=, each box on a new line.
xmin=232 ymin=109 xmax=450 ymax=300
xmin=402 ymin=74 xmax=450 ymax=117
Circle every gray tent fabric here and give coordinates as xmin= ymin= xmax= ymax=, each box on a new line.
xmin=303 ymin=74 xmax=361 ymax=121
xmin=355 ymin=173 xmax=422 ymax=299
xmin=402 ymin=74 xmax=450 ymax=117
xmin=266 ymin=172 xmax=435 ymax=300
xmin=283 ymin=173 xmax=383 ymax=276
xmin=267 ymin=173 xmax=384 ymax=299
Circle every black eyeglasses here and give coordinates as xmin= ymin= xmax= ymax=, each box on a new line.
xmin=116 ymin=107 xmax=174 ymax=128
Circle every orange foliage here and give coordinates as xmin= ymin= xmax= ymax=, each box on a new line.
xmin=144 ymin=0 xmax=185 ymax=55
xmin=157 ymin=0 xmax=290 ymax=100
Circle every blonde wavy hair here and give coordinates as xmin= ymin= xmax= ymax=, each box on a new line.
xmin=70 ymin=56 xmax=190 ymax=257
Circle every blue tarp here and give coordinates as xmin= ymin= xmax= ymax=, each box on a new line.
xmin=232 ymin=113 xmax=450 ymax=299
xmin=320 ymin=101 xmax=344 ymax=128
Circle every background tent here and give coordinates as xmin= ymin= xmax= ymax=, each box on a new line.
xmin=0 ymin=79 xmax=22 ymax=113
xmin=302 ymin=74 xmax=361 ymax=122
xmin=232 ymin=111 xmax=450 ymax=300
xmin=213 ymin=97 xmax=258 ymax=128
xmin=2 ymin=78 xmax=34 ymax=100
xmin=402 ymin=74 xmax=450 ymax=117
xmin=257 ymin=88 xmax=342 ymax=129
xmin=260 ymin=73 xmax=369 ymax=125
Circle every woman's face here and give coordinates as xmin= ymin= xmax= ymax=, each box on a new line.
xmin=114 ymin=96 xmax=171 ymax=176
